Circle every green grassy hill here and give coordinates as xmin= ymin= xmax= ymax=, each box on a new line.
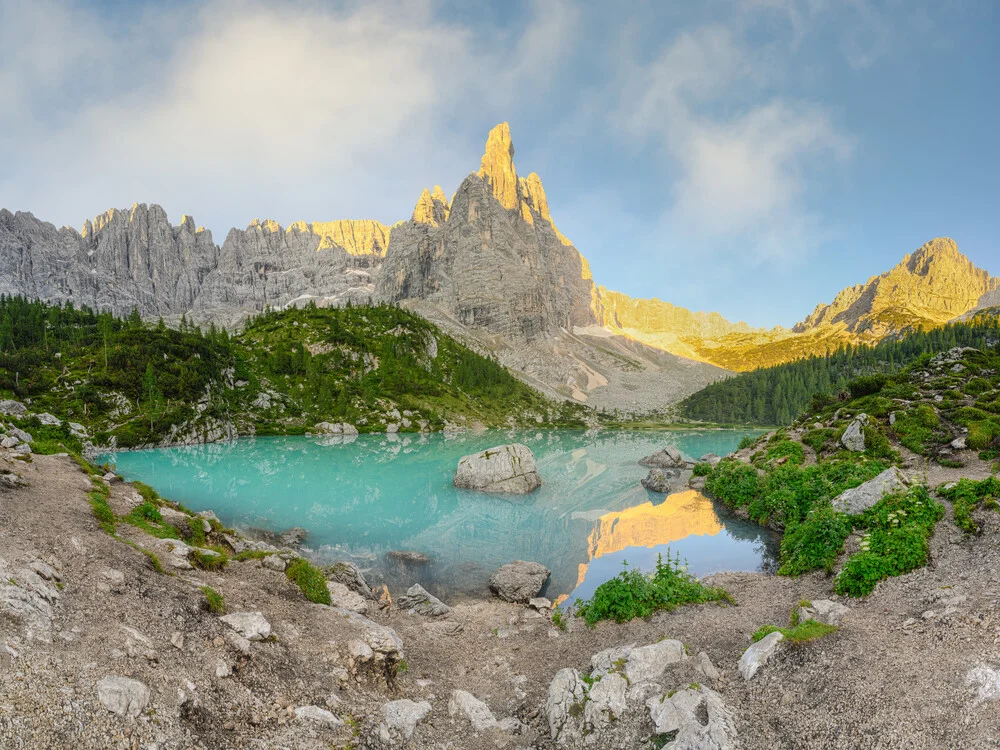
xmin=678 ymin=314 xmax=1000 ymax=426
xmin=0 ymin=297 xmax=587 ymax=449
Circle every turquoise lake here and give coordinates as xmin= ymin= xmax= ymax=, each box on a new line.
xmin=99 ymin=430 xmax=779 ymax=605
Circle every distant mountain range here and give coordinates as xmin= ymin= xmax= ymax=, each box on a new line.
xmin=1 ymin=123 xmax=995 ymax=408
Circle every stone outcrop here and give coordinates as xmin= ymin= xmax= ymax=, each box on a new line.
xmin=641 ymin=468 xmax=680 ymax=493
xmin=840 ymin=414 xmax=870 ymax=452
xmin=739 ymin=631 xmax=783 ymax=680
xmin=832 ymin=467 xmax=909 ymax=514
xmin=453 ymin=443 xmax=541 ymax=494
xmin=639 ymin=446 xmax=686 ymax=469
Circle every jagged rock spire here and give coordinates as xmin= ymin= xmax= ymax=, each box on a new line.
xmin=477 ymin=123 xmax=520 ymax=211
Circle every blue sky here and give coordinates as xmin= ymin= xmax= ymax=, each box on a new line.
xmin=1 ymin=0 xmax=996 ymax=327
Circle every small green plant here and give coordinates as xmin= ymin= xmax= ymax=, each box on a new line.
xmin=752 ymin=619 xmax=838 ymax=644
xmin=87 ymin=485 xmax=116 ymax=534
xmin=201 ymin=585 xmax=226 ymax=614
xmin=189 ymin=548 xmax=228 ymax=571
xmin=574 ymin=553 xmax=732 ymax=626
xmin=692 ymin=462 xmax=713 ymax=477
xmin=737 ymin=435 xmax=758 ymax=451
xmin=285 ymin=558 xmax=332 ymax=605
xmin=778 ymin=504 xmax=851 ymax=576
xmin=551 ymin=608 xmax=567 ymax=631
xmin=131 ymin=481 xmax=161 ymax=504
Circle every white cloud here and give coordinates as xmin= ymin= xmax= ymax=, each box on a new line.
xmin=0 ymin=0 xmax=577 ymax=234
xmin=614 ymin=22 xmax=851 ymax=262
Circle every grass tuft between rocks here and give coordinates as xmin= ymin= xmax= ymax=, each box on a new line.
xmin=285 ymin=558 xmax=331 ymax=605
xmin=752 ymin=619 xmax=838 ymax=644
xmin=201 ymin=585 xmax=226 ymax=614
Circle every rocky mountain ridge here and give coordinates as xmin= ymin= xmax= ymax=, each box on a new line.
xmin=1 ymin=123 xmax=995 ymax=403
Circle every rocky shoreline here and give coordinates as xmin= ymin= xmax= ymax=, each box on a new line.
xmin=4 ymin=427 xmax=1000 ymax=748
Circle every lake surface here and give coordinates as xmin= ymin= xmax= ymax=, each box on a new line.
xmin=99 ymin=430 xmax=779 ymax=605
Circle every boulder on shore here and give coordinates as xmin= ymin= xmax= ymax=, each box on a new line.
xmin=397 ymin=584 xmax=451 ymax=617
xmin=453 ymin=443 xmax=541 ymax=494
xmin=489 ymin=560 xmax=550 ymax=603
xmin=639 ymin=445 xmax=685 ymax=469
xmin=832 ymin=467 xmax=909 ymax=514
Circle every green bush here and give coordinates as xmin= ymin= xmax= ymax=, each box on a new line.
xmin=705 ymin=459 xmax=761 ymax=509
xmin=834 ymin=487 xmax=942 ymax=597
xmin=778 ymin=504 xmax=851 ymax=575
xmin=965 ymin=377 xmax=992 ymax=396
xmin=189 ymin=548 xmax=228 ymax=571
xmin=692 ymin=463 xmax=713 ymax=477
xmin=802 ymin=428 xmax=835 ymax=454
xmin=847 ymin=374 xmax=887 ymax=399
xmin=738 ymin=435 xmax=758 ymax=450
xmin=285 ymin=558 xmax=332 ymax=605
xmin=574 ymin=553 xmax=731 ymax=626
xmin=766 ymin=440 xmax=805 ymax=466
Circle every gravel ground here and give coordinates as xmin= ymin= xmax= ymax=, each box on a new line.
xmin=3 ymin=449 xmax=1000 ymax=749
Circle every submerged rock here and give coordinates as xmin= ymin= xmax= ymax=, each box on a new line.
xmin=832 ymin=467 xmax=909 ymax=514
xmin=453 ymin=443 xmax=541 ymax=494
xmin=387 ymin=550 xmax=430 ymax=565
xmin=489 ymin=561 xmax=550 ymax=603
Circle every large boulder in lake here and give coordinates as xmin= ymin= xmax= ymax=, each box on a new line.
xmin=639 ymin=445 xmax=685 ymax=469
xmin=641 ymin=468 xmax=679 ymax=493
xmin=489 ymin=561 xmax=550 ymax=602
xmin=453 ymin=443 xmax=541 ymax=494
xmin=832 ymin=467 xmax=909 ymax=514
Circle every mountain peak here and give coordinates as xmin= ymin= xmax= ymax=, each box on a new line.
xmin=477 ymin=122 xmax=519 ymax=210
xmin=412 ymin=186 xmax=450 ymax=227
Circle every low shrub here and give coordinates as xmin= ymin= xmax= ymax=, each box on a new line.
xmin=802 ymin=428 xmax=835 ymax=455
xmin=939 ymin=477 xmax=1000 ymax=534
xmin=834 ymin=486 xmax=943 ymax=597
xmin=778 ymin=504 xmax=851 ymax=576
xmin=847 ymin=374 xmax=887 ymax=399
xmin=705 ymin=459 xmax=761 ymax=509
xmin=692 ymin=463 xmax=713 ymax=477
xmin=766 ymin=440 xmax=805 ymax=466
xmin=574 ymin=553 xmax=732 ymax=626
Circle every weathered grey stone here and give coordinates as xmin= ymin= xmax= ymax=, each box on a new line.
xmin=326 ymin=560 xmax=377 ymax=600
xmin=700 ymin=453 xmax=722 ymax=467
xmin=381 ymin=699 xmax=432 ymax=739
xmin=97 ymin=676 xmax=150 ymax=717
xmin=546 ymin=668 xmax=586 ymax=742
xmin=397 ymin=584 xmax=451 ymax=617
xmin=0 ymin=400 xmax=27 ymax=416
xmin=798 ymin=599 xmax=850 ymax=626
xmin=639 ymin=445 xmax=685 ymax=469
xmin=696 ymin=650 xmax=722 ymax=681
xmin=279 ymin=527 xmax=307 ymax=546
xmin=840 ymin=414 xmax=869 ymax=452
xmin=454 ymin=443 xmax=541 ymax=494
xmin=489 ymin=560 xmax=550 ymax=603
xmin=326 ymin=581 xmax=370 ymax=614
xmin=448 ymin=690 xmax=497 ymax=731
xmin=739 ymin=631 xmax=783 ymax=680
xmin=294 ymin=705 xmax=343 ymax=727
xmin=220 ymin=611 xmax=271 ymax=641
xmin=951 ymin=436 xmax=967 ymax=450
xmin=528 ymin=596 xmax=552 ymax=611
xmin=623 ymin=639 xmax=686 ymax=683
xmin=583 ymin=672 xmax=628 ymax=729
xmin=648 ymin=687 xmax=739 ymax=749
xmin=832 ymin=467 xmax=909 ymax=514
xmin=641 ymin=467 xmax=679 ymax=493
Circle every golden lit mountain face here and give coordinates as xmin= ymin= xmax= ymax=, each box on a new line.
xmin=596 ymin=238 xmax=997 ymax=372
